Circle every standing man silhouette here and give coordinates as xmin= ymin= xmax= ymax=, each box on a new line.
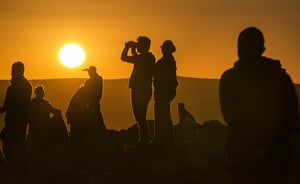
xmin=121 ymin=36 xmax=155 ymax=147
xmin=219 ymin=27 xmax=298 ymax=184
xmin=82 ymin=66 xmax=106 ymax=133
xmin=66 ymin=66 xmax=106 ymax=169
xmin=152 ymin=40 xmax=178 ymax=150
xmin=0 ymin=61 xmax=32 ymax=173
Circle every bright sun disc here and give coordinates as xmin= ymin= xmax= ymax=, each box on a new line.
xmin=59 ymin=44 xmax=85 ymax=68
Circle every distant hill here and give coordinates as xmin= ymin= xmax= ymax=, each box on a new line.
xmin=1 ymin=77 xmax=300 ymax=131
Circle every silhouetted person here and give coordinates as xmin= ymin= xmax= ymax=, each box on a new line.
xmin=29 ymin=85 xmax=61 ymax=151
xmin=66 ymin=86 xmax=89 ymax=144
xmin=66 ymin=66 xmax=106 ymax=145
xmin=178 ymin=102 xmax=196 ymax=124
xmin=151 ymin=40 xmax=178 ymax=149
xmin=0 ymin=61 xmax=32 ymax=173
xmin=82 ymin=66 xmax=106 ymax=133
xmin=177 ymin=103 xmax=198 ymax=136
xmin=121 ymin=36 xmax=155 ymax=146
xmin=219 ymin=27 xmax=298 ymax=184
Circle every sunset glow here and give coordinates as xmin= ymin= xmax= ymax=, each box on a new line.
xmin=1 ymin=1 xmax=300 ymax=82
xmin=58 ymin=44 xmax=85 ymax=68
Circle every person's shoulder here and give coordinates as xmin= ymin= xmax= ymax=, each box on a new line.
xmin=43 ymin=99 xmax=50 ymax=104
xmin=155 ymin=57 xmax=163 ymax=65
xmin=261 ymin=57 xmax=293 ymax=80
xmin=96 ymin=74 xmax=103 ymax=81
xmin=220 ymin=67 xmax=236 ymax=80
xmin=24 ymin=78 xmax=32 ymax=87
xmin=31 ymin=98 xmax=48 ymax=107
xmin=261 ymin=57 xmax=282 ymax=69
xmin=148 ymin=52 xmax=155 ymax=57
xmin=7 ymin=84 xmax=12 ymax=90
xmin=31 ymin=97 xmax=37 ymax=103
xmin=145 ymin=52 xmax=155 ymax=61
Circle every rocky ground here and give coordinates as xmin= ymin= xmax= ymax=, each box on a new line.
xmin=1 ymin=120 xmax=300 ymax=184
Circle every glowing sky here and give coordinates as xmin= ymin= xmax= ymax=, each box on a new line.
xmin=1 ymin=0 xmax=300 ymax=82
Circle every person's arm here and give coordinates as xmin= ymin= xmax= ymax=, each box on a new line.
xmin=282 ymin=73 xmax=299 ymax=133
xmin=219 ymin=71 xmax=239 ymax=126
xmin=0 ymin=87 xmax=10 ymax=113
xmin=99 ymin=75 xmax=103 ymax=100
xmin=47 ymin=101 xmax=61 ymax=115
xmin=0 ymin=102 xmax=5 ymax=113
xmin=121 ymin=41 xmax=137 ymax=63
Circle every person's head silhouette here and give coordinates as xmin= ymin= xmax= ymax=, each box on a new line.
xmin=82 ymin=66 xmax=97 ymax=78
xmin=11 ymin=61 xmax=25 ymax=78
xmin=161 ymin=40 xmax=176 ymax=55
xmin=34 ymin=85 xmax=45 ymax=99
xmin=238 ymin=27 xmax=265 ymax=58
xmin=137 ymin=36 xmax=151 ymax=54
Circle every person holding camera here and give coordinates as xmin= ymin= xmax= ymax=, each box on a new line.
xmin=121 ymin=36 xmax=155 ymax=147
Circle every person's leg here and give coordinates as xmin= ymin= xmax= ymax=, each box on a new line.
xmin=15 ymin=123 xmax=28 ymax=173
xmin=155 ymin=101 xmax=174 ymax=142
xmin=161 ymin=101 xmax=174 ymax=146
xmin=153 ymin=101 xmax=161 ymax=144
xmin=131 ymin=89 xmax=150 ymax=145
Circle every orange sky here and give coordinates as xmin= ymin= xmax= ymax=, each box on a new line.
xmin=1 ymin=0 xmax=300 ymax=83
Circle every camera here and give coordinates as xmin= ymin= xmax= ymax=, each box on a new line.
xmin=126 ymin=41 xmax=137 ymax=49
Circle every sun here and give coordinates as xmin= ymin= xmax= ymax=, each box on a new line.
xmin=59 ymin=43 xmax=85 ymax=68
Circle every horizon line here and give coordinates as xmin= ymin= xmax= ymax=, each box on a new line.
xmin=0 ymin=76 xmax=220 ymax=81
xmin=1 ymin=77 xmax=299 ymax=85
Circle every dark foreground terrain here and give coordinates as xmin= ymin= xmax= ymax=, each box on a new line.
xmin=1 ymin=120 xmax=300 ymax=184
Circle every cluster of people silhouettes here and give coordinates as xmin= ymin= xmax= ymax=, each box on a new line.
xmin=0 ymin=27 xmax=299 ymax=184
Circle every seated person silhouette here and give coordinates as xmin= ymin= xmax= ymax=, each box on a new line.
xmin=177 ymin=103 xmax=198 ymax=132
xmin=29 ymin=85 xmax=61 ymax=151
xmin=178 ymin=103 xmax=196 ymax=123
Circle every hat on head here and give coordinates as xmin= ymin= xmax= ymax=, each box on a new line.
xmin=82 ymin=66 xmax=97 ymax=72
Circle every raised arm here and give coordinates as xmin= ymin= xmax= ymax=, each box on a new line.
xmin=121 ymin=41 xmax=137 ymax=63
